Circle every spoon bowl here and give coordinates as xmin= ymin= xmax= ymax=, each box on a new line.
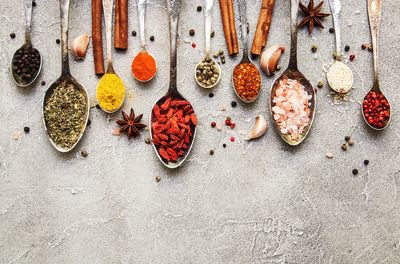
xmin=232 ymin=57 xmax=262 ymax=103
xmin=194 ymin=55 xmax=221 ymax=89
xmin=11 ymin=45 xmax=42 ymax=87
xmin=132 ymin=50 xmax=157 ymax=82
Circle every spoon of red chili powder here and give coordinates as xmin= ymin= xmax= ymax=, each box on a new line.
xmin=131 ymin=0 xmax=157 ymax=82
xmin=362 ymin=0 xmax=391 ymax=130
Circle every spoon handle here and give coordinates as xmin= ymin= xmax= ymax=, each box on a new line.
xmin=166 ymin=0 xmax=182 ymax=91
xmin=24 ymin=0 xmax=33 ymax=45
xmin=137 ymin=0 xmax=147 ymax=49
xmin=204 ymin=0 xmax=215 ymax=54
xmin=237 ymin=0 xmax=248 ymax=58
xmin=103 ymin=0 xmax=114 ymax=65
xmin=328 ymin=0 xmax=342 ymax=58
xmin=60 ymin=0 xmax=71 ymax=75
xmin=288 ymin=0 xmax=300 ymax=69
xmin=367 ymin=0 xmax=382 ymax=85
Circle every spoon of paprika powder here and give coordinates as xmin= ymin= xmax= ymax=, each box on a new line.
xmin=131 ymin=0 xmax=157 ymax=82
xmin=362 ymin=0 xmax=391 ymax=130
xmin=150 ymin=0 xmax=197 ymax=169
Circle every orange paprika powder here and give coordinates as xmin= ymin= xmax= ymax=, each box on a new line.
xmin=131 ymin=51 xmax=157 ymax=82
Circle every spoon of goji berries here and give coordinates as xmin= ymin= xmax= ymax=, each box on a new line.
xmin=362 ymin=0 xmax=391 ymax=130
xmin=150 ymin=0 xmax=197 ymax=169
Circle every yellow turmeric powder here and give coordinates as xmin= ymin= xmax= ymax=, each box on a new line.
xmin=96 ymin=73 xmax=125 ymax=112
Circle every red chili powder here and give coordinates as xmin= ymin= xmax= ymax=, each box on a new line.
xmin=131 ymin=51 xmax=157 ymax=81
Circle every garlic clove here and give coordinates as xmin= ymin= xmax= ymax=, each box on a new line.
xmin=260 ymin=45 xmax=285 ymax=76
xmin=245 ymin=115 xmax=268 ymax=140
xmin=71 ymin=33 xmax=89 ymax=59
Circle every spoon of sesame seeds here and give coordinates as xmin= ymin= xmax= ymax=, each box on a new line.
xmin=269 ymin=0 xmax=316 ymax=146
xmin=326 ymin=0 xmax=353 ymax=94
xmin=362 ymin=0 xmax=391 ymax=130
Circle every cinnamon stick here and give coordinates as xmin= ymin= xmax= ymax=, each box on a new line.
xmin=251 ymin=0 xmax=276 ymax=56
xmin=219 ymin=0 xmax=238 ymax=56
xmin=114 ymin=0 xmax=128 ymax=50
xmin=92 ymin=0 xmax=104 ymax=75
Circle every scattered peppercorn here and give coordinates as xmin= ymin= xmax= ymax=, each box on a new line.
xmin=32 ymin=1 xmax=36 ymax=7
xmin=24 ymin=126 xmax=30 ymax=133
xmin=231 ymin=101 xmax=237 ymax=107
xmin=367 ymin=46 xmax=373 ymax=52
xmin=209 ymin=92 xmax=214 ymax=98
xmin=317 ymin=80 xmax=324 ymax=88
xmin=189 ymin=29 xmax=195 ymax=36
xmin=210 ymin=31 xmax=215 ymax=38
xmin=364 ymin=159 xmax=369 ymax=165
xmin=361 ymin=44 xmax=367 ymax=50
xmin=81 ymin=150 xmax=88 ymax=158
xmin=345 ymin=136 xmax=350 ymax=142
xmin=311 ymin=44 xmax=318 ymax=53
xmin=223 ymin=143 xmax=227 ymax=148
xmin=211 ymin=122 xmax=216 ymax=127
xmin=87 ymin=119 xmax=91 ymax=126
xmin=197 ymin=6 xmax=202 ymax=12
xmin=150 ymin=36 xmax=155 ymax=41
xmin=230 ymin=123 xmax=235 ymax=129
xmin=344 ymin=45 xmax=350 ymax=52
xmin=56 ymin=39 xmax=60 ymax=44
xmin=145 ymin=138 xmax=151 ymax=144
xmin=329 ymin=28 xmax=335 ymax=33
xmin=41 ymin=80 xmax=46 ymax=86
xmin=225 ymin=118 xmax=231 ymax=126
xmin=341 ymin=144 xmax=348 ymax=151
xmin=230 ymin=137 xmax=235 ymax=142
xmin=131 ymin=30 xmax=137 ymax=37
xmin=209 ymin=149 xmax=214 ymax=155
xmin=192 ymin=42 xmax=197 ymax=48
xmin=155 ymin=176 xmax=161 ymax=182
xmin=352 ymin=169 xmax=358 ymax=175
xmin=349 ymin=54 xmax=355 ymax=61
xmin=10 ymin=33 xmax=16 ymax=39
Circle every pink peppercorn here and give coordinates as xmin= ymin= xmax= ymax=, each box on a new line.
xmin=230 ymin=137 xmax=235 ymax=142
xmin=349 ymin=54 xmax=355 ymax=61
xmin=211 ymin=122 xmax=216 ymax=127
xmin=225 ymin=119 xmax=231 ymax=126
xmin=192 ymin=42 xmax=196 ymax=48
xmin=230 ymin=123 xmax=235 ymax=129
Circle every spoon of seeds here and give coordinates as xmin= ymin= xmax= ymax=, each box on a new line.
xmin=10 ymin=0 xmax=42 ymax=87
xmin=326 ymin=0 xmax=353 ymax=94
xmin=96 ymin=0 xmax=125 ymax=113
xmin=269 ymin=0 xmax=316 ymax=146
xmin=131 ymin=0 xmax=157 ymax=82
xmin=362 ymin=0 xmax=391 ymax=130
xmin=150 ymin=0 xmax=197 ymax=169
xmin=194 ymin=0 xmax=221 ymax=89
xmin=232 ymin=0 xmax=262 ymax=103
xmin=43 ymin=0 xmax=89 ymax=152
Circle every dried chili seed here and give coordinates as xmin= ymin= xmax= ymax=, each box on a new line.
xmin=367 ymin=46 xmax=373 ymax=52
xmin=317 ymin=80 xmax=324 ymax=88
xmin=145 ymin=138 xmax=151 ymax=144
xmin=210 ymin=31 xmax=215 ymax=38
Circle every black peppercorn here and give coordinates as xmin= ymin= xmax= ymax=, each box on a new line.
xmin=56 ymin=39 xmax=60 ymax=44
xmin=197 ymin=6 xmax=202 ymax=12
xmin=210 ymin=31 xmax=215 ymax=38
xmin=364 ymin=159 xmax=369 ymax=165
xmin=87 ymin=119 xmax=91 ymax=126
xmin=41 ymin=80 xmax=46 ymax=86
xmin=231 ymin=101 xmax=237 ymax=107
xmin=352 ymin=169 xmax=358 ymax=175
xmin=81 ymin=150 xmax=88 ymax=158
xmin=209 ymin=93 xmax=214 ymax=98
xmin=32 ymin=1 xmax=36 ymax=7
xmin=209 ymin=150 xmax=214 ymax=155
xmin=361 ymin=44 xmax=367 ymax=50
xmin=149 ymin=36 xmax=155 ymax=41
xmin=24 ymin=126 xmax=30 ymax=133
xmin=344 ymin=45 xmax=350 ymax=52
xmin=10 ymin=33 xmax=16 ymax=39
xmin=367 ymin=46 xmax=373 ymax=52
xmin=223 ymin=143 xmax=226 ymax=148
xmin=131 ymin=30 xmax=137 ymax=37
xmin=189 ymin=29 xmax=195 ymax=36
xmin=311 ymin=44 xmax=318 ymax=53
xmin=345 ymin=136 xmax=351 ymax=142
xmin=329 ymin=28 xmax=335 ymax=33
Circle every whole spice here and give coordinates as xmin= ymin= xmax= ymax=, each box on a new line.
xmin=231 ymin=101 xmax=237 ymax=107
xmin=150 ymin=36 xmax=155 ymax=41
xmin=114 ymin=0 xmax=128 ymax=49
xmin=341 ymin=144 xmax=347 ymax=151
xmin=298 ymin=0 xmax=330 ymax=35
xmin=24 ymin=127 xmax=30 ymax=133
xmin=364 ymin=159 xmax=369 ymax=165
xmin=245 ymin=115 xmax=268 ymax=140
xmin=12 ymin=44 xmax=41 ymax=83
xmin=233 ymin=63 xmax=262 ymax=102
xmin=363 ymin=91 xmax=390 ymax=128
xmin=92 ymin=0 xmax=104 ymax=74
xmin=81 ymin=150 xmax=88 ymax=158
xmin=189 ymin=29 xmax=195 ymax=36
xmin=151 ymin=98 xmax=197 ymax=162
xmin=197 ymin=6 xmax=202 ymax=12
xmin=131 ymin=51 xmax=157 ymax=82
xmin=219 ymin=0 xmax=239 ymax=55
xmin=195 ymin=56 xmax=220 ymax=88
xmin=132 ymin=30 xmax=137 ymax=36
xmin=116 ymin=108 xmax=146 ymax=139
xmin=10 ymin=32 xmax=16 ymax=39
xmin=352 ymin=169 xmax=358 ymax=175
xmin=44 ymin=83 xmax=87 ymax=149
xmin=260 ymin=45 xmax=285 ymax=76
xmin=71 ymin=33 xmax=90 ymax=59
xmin=251 ymin=0 xmax=276 ymax=56
xmin=96 ymin=73 xmax=125 ymax=112
xmin=271 ymin=79 xmax=311 ymax=141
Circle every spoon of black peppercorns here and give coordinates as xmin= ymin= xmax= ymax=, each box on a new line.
xmin=10 ymin=0 xmax=42 ymax=87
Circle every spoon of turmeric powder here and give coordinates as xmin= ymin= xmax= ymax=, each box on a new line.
xmin=131 ymin=0 xmax=157 ymax=82
xmin=96 ymin=0 xmax=125 ymax=113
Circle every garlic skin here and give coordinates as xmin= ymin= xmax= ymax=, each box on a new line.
xmin=260 ymin=45 xmax=285 ymax=76
xmin=245 ymin=115 xmax=268 ymax=140
xmin=71 ymin=33 xmax=89 ymax=59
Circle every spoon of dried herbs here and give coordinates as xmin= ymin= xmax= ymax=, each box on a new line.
xmin=43 ymin=0 xmax=89 ymax=152
xmin=11 ymin=0 xmax=42 ymax=87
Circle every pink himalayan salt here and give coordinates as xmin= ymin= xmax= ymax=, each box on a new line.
xmin=272 ymin=78 xmax=311 ymax=141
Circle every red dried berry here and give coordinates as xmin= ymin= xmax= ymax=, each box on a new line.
xmin=211 ymin=122 xmax=216 ymax=127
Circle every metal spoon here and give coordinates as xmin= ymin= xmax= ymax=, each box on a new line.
xmin=362 ymin=0 xmax=391 ymax=130
xmin=10 ymin=0 xmax=42 ymax=87
xmin=194 ymin=0 xmax=221 ymax=89
xmin=327 ymin=0 xmax=353 ymax=93
xmin=269 ymin=0 xmax=316 ymax=146
xmin=232 ymin=0 xmax=262 ymax=103
xmin=96 ymin=0 xmax=125 ymax=113
xmin=150 ymin=0 xmax=197 ymax=169
xmin=43 ymin=0 xmax=90 ymax=152
xmin=131 ymin=0 xmax=157 ymax=82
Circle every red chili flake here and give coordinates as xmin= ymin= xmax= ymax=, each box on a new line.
xmin=211 ymin=121 xmax=216 ymax=127
xmin=191 ymin=42 xmax=196 ymax=48
xmin=230 ymin=137 xmax=235 ymax=142
xmin=349 ymin=54 xmax=355 ymax=61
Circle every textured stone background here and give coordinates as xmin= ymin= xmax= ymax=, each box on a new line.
xmin=1 ymin=0 xmax=400 ymax=263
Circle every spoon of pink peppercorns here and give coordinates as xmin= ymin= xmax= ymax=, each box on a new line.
xmin=362 ymin=0 xmax=391 ymax=130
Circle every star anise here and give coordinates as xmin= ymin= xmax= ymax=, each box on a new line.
xmin=298 ymin=0 xmax=330 ymax=35
xmin=116 ymin=108 xmax=146 ymax=139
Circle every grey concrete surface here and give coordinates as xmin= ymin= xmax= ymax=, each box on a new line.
xmin=1 ymin=0 xmax=400 ymax=263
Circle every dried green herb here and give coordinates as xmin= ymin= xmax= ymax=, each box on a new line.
xmin=44 ymin=82 xmax=87 ymax=149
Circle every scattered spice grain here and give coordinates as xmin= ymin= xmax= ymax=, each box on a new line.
xmin=189 ymin=29 xmax=195 ymax=36
xmin=155 ymin=176 xmax=161 ymax=182
xmin=209 ymin=150 xmax=214 ymax=155
xmin=41 ymin=80 xmax=46 ymax=86
xmin=132 ymin=30 xmax=137 ymax=37
xmin=81 ymin=150 xmax=88 ymax=158
xmin=24 ymin=127 xmax=30 ymax=133
xmin=341 ymin=144 xmax=347 ymax=151
xmin=10 ymin=33 xmax=16 ymax=39
xmin=364 ymin=159 xmax=369 ymax=165
xmin=209 ymin=93 xmax=214 ymax=98
xmin=231 ymin=101 xmax=237 ymax=107
xmin=197 ymin=6 xmax=202 ymax=12
xmin=345 ymin=136 xmax=350 ymax=142
xmin=56 ymin=39 xmax=60 ymax=44
xmin=149 ymin=36 xmax=155 ymax=42
xmin=352 ymin=169 xmax=358 ymax=175
xmin=311 ymin=44 xmax=318 ymax=53
xmin=344 ymin=45 xmax=350 ymax=52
